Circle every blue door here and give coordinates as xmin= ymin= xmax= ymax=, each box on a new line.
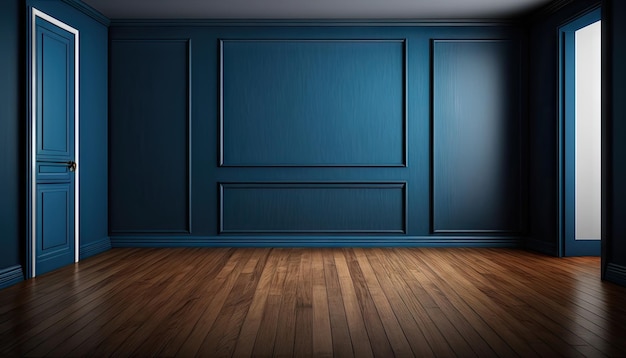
xmin=33 ymin=11 xmax=78 ymax=275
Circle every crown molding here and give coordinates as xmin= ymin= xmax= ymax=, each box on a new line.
xmin=61 ymin=0 xmax=110 ymax=26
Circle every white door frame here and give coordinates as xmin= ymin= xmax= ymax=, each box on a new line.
xmin=29 ymin=8 xmax=80 ymax=278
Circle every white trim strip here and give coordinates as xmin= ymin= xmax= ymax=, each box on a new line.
xmin=30 ymin=8 xmax=36 ymax=277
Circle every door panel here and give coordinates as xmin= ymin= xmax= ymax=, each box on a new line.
xmin=36 ymin=184 xmax=74 ymax=274
xmin=33 ymin=11 xmax=77 ymax=276
xmin=37 ymin=18 xmax=73 ymax=159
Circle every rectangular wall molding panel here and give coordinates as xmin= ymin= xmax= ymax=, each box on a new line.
xmin=109 ymin=39 xmax=192 ymax=234
xmin=431 ymin=39 xmax=523 ymax=234
xmin=220 ymin=183 xmax=407 ymax=234
xmin=219 ymin=39 xmax=407 ymax=167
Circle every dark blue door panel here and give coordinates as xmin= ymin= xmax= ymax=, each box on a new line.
xmin=34 ymin=12 xmax=76 ymax=274
xmin=36 ymin=18 xmax=74 ymax=160
xmin=36 ymin=183 xmax=74 ymax=275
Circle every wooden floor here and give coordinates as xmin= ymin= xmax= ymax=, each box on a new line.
xmin=1 ymin=248 xmax=625 ymax=357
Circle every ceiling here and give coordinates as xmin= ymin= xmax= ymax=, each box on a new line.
xmin=80 ymin=0 xmax=557 ymax=20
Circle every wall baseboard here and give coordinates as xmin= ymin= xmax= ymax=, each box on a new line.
xmin=524 ymin=238 xmax=558 ymax=256
xmin=111 ymin=235 xmax=524 ymax=248
xmin=80 ymin=237 xmax=112 ymax=260
xmin=605 ymin=263 xmax=626 ymax=287
xmin=0 ymin=265 xmax=24 ymax=290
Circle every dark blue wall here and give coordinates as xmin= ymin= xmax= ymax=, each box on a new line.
xmin=0 ymin=0 xmax=25 ymax=288
xmin=526 ymin=0 xmax=601 ymax=255
xmin=603 ymin=0 xmax=626 ymax=285
xmin=108 ymin=23 xmax=526 ymax=247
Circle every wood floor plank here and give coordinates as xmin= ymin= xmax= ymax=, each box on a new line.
xmin=294 ymin=249 xmax=313 ymax=357
xmin=436 ymin=249 xmax=549 ymax=357
xmin=0 ymin=247 xmax=130 ymax=313
xmin=373 ymin=248 xmax=457 ymax=357
xmin=446 ymin=249 xmax=593 ymax=357
xmin=1 ymin=247 xmax=625 ymax=357
xmin=492 ymin=250 xmax=626 ymax=340
xmin=393 ymin=250 xmax=477 ymax=357
xmin=231 ymin=248 xmax=280 ymax=357
xmin=365 ymin=249 xmax=437 ymax=357
xmin=196 ymin=249 xmax=270 ymax=357
xmin=352 ymin=248 xmax=414 ymax=357
xmin=333 ymin=250 xmax=375 ymax=358
xmin=23 ymin=250 xmax=196 ymax=356
xmin=2 ymin=248 xmax=175 ymax=356
xmin=272 ymin=249 xmax=301 ymax=357
xmin=0 ymin=248 xmax=138 ymax=332
xmin=251 ymin=249 xmax=291 ymax=357
xmin=154 ymin=249 xmax=238 ymax=356
xmin=117 ymin=248 xmax=234 ymax=356
xmin=311 ymin=249 xmax=333 ymax=358
xmin=175 ymin=248 xmax=255 ymax=357
xmin=413 ymin=249 xmax=532 ymax=357
xmin=38 ymin=250 xmax=179 ymax=356
xmin=106 ymin=248 xmax=221 ymax=357
xmin=68 ymin=249 xmax=212 ymax=357
xmin=321 ymin=249 xmax=355 ymax=358
xmin=466 ymin=249 xmax=626 ymax=356
xmin=343 ymin=248 xmax=396 ymax=357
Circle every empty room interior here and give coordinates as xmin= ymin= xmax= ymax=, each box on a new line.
xmin=2 ymin=0 xmax=626 ymax=356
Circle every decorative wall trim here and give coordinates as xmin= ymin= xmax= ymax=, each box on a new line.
xmin=109 ymin=38 xmax=193 ymax=235
xmin=219 ymin=182 xmax=407 ymax=234
xmin=0 ymin=266 xmax=24 ymax=290
xmin=219 ymin=39 xmax=407 ymax=168
xmin=107 ymin=22 xmax=526 ymax=248
xmin=111 ymin=235 xmax=523 ymax=248
xmin=60 ymin=0 xmax=110 ymax=26
xmin=80 ymin=237 xmax=112 ymax=259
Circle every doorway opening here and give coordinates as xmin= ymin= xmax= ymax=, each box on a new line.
xmin=559 ymin=7 xmax=602 ymax=256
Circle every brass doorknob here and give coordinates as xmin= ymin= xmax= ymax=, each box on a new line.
xmin=68 ymin=161 xmax=77 ymax=172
